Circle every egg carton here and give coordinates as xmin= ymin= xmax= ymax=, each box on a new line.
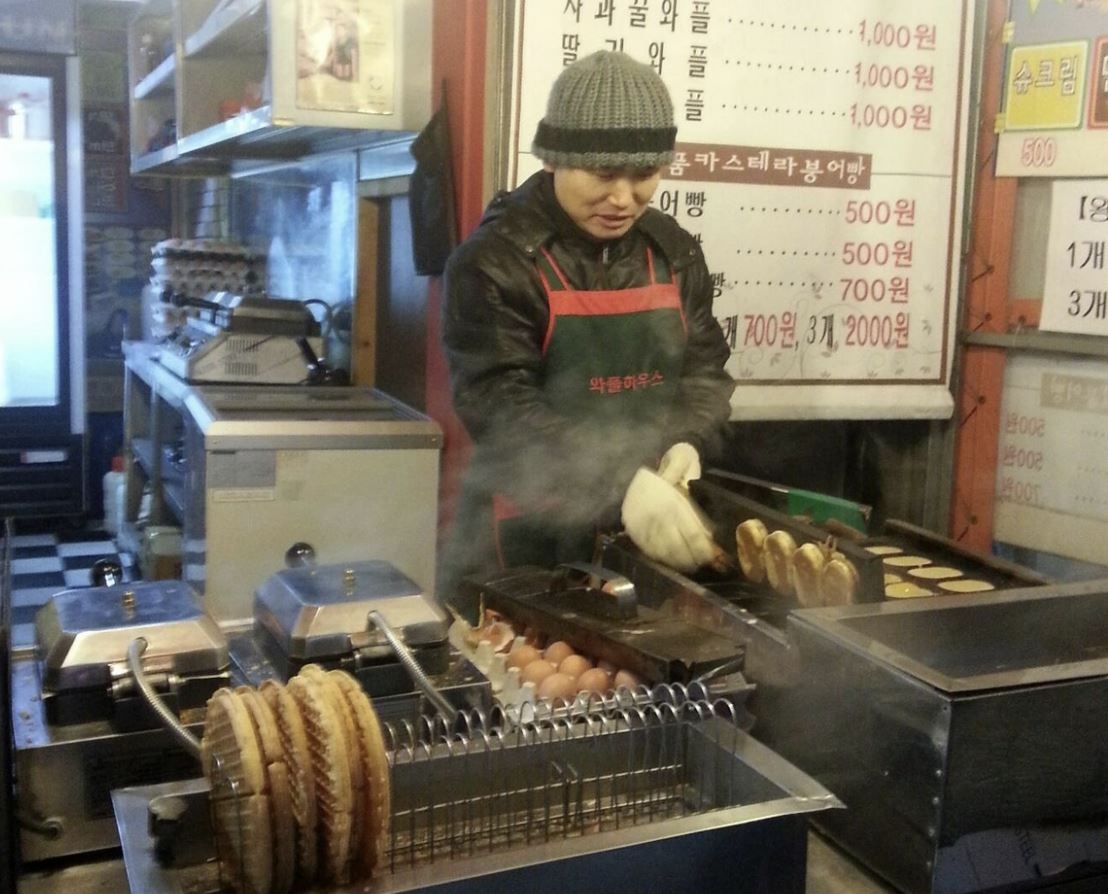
xmin=445 ymin=620 xmax=647 ymax=731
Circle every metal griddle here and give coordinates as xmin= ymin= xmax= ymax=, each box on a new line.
xmin=460 ymin=563 xmax=744 ymax=684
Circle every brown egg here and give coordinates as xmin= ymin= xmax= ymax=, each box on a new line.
xmin=543 ymin=641 xmax=575 ymax=665
xmin=596 ymin=659 xmax=617 ymax=675
xmin=520 ymin=659 xmax=557 ymax=686
xmin=613 ymin=669 xmax=641 ymax=690
xmin=576 ymin=667 xmax=611 ymax=694
xmin=558 ymin=654 xmax=593 ymax=679
xmin=537 ymin=672 xmax=578 ymax=702
xmin=506 ymin=643 xmax=542 ymax=670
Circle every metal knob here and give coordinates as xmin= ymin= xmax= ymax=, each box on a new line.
xmin=90 ymin=557 xmax=123 ymax=587
xmin=284 ymin=542 xmax=316 ymax=568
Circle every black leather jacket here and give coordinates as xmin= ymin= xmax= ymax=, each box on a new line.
xmin=440 ymin=171 xmax=733 ymax=589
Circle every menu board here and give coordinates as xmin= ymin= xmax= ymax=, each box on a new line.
xmin=508 ymin=0 xmax=975 ymax=420
xmin=995 ymin=0 xmax=1108 ymax=177
xmin=994 ymin=354 xmax=1108 ymax=565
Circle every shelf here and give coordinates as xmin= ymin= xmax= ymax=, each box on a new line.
xmin=133 ymin=53 xmax=176 ymax=100
xmin=131 ymin=141 xmax=181 ymax=174
xmin=184 ymin=0 xmax=266 ymax=58
xmin=127 ymin=0 xmax=432 ymax=178
xmin=130 ymin=436 xmax=186 ymax=522
xmin=130 ymin=437 xmax=156 ymax=477
xmin=135 ymin=108 xmax=416 ymax=176
xmin=163 ymin=481 xmax=186 ymax=520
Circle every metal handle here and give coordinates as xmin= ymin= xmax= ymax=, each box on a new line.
xmin=552 ymin=562 xmax=637 ymax=620
xmin=126 ymin=638 xmax=202 ymax=761
xmin=367 ymin=609 xmax=457 ymax=722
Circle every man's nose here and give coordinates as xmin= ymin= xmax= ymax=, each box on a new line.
xmin=606 ymin=178 xmax=634 ymax=207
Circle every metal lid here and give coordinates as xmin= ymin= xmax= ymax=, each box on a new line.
xmin=254 ymin=560 xmax=448 ymax=661
xmin=35 ymin=580 xmax=229 ymax=694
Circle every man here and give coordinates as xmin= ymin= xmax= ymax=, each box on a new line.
xmin=440 ymin=50 xmax=734 ymax=601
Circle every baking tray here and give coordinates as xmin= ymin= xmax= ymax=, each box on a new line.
xmin=862 ymin=518 xmax=1051 ymax=599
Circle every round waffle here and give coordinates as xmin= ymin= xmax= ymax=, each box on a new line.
xmin=237 ymin=686 xmax=282 ymax=765
xmin=203 ymin=688 xmax=272 ymax=894
xmin=330 ymin=669 xmax=392 ymax=879
xmin=265 ymin=761 xmax=296 ymax=894
xmin=260 ymin=679 xmax=318 ymax=887
xmin=287 ymin=671 xmax=354 ymax=886
xmin=237 ymin=687 xmax=294 ymax=894
xmin=300 ymin=665 xmax=363 ymax=886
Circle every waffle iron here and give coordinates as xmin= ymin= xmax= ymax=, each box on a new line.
xmin=252 ymin=559 xmax=453 ymax=697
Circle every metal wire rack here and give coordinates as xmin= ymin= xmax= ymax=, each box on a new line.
xmin=380 ymin=683 xmax=748 ymax=872
xmin=204 ymin=683 xmax=758 ymax=891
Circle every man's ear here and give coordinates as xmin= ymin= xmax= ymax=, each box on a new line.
xmin=541 ymin=161 xmax=556 ymax=173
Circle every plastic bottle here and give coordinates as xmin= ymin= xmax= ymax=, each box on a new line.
xmin=102 ymin=455 xmax=126 ymax=535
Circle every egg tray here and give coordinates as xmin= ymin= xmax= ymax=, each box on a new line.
xmin=862 ymin=517 xmax=1051 ymax=599
xmin=457 ymin=565 xmax=745 ymax=685
xmin=689 ymin=477 xmax=886 ymax=605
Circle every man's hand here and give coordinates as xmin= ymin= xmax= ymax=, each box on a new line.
xmin=621 ymin=467 xmax=717 ymax=573
xmin=657 ymin=442 xmax=701 ymax=489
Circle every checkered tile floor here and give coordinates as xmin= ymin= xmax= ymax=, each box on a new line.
xmin=6 ymin=527 xmax=136 ymax=649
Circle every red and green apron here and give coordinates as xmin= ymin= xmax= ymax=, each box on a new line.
xmin=493 ymin=246 xmax=687 ymax=568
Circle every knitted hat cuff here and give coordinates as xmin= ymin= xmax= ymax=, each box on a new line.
xmin=531 ymin=50 xmax=676 ymax=171
xmin=534 ymin=121 xmax=676 ymax=166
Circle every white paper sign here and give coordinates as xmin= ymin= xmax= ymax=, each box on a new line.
xmin=994 ymin=354 xmax=1108 ymax=565
xmin=1040 ymin=179 xmax=1108 ymax=336
xmin=508 ymin=1 xmax=975 ymax=420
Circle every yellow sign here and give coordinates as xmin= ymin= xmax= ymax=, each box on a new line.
xmin=1005 ymin=41 xmax=1088 ymax=129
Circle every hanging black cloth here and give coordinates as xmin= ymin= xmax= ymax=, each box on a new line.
xmin=408 ymin=86 xmax=458 ymax=276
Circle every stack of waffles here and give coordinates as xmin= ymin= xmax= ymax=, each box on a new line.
xmin=201 ymin=665 xmax=391 ymax=894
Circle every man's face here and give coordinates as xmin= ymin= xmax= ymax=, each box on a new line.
xmin=548 ymin=165 xmax=662 ymax=240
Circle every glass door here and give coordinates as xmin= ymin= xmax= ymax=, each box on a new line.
xmin=0 ymin=52 xmax=84 ymax=518
xmin=0 ymin=65 xmax=62 ymax=417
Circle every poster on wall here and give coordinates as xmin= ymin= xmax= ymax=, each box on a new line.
xmin=996 ymin=0 xmax=1108 ymax=177
xmin=994 ymin=353 xmax=1108 ymax=565
xmin=1040 ymin=178 xmax=1108 ymax=335
xmin=509 ymin=0 xmax=976 ymax=420
xmin=295 ymin=0 xmax=395 ymax=115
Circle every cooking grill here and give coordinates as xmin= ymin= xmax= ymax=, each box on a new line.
xmin=13 ymin=580 xmax=230 ymax=863
xmin=458 ymin=563 xmax=746 ymax=686
xmin=116 ymin=684 xmax=840 ymax=894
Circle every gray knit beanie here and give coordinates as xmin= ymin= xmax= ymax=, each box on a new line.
xmin=532 ymin=51 xmax=676 ymax=169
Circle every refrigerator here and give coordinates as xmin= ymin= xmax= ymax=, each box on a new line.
xmin=0 ymin=51 xmax=85 ymax=518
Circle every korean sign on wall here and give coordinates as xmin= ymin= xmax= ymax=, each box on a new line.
xmin=994 ymin=353 xmax=1108 ymax=565
xmin=1040 ymin=178 xmax=1108 ymax=335
xmin=507 ymin=0 xmax=976 ymax=420
xmin=996 ymin=0 xmax=1108 ymax=177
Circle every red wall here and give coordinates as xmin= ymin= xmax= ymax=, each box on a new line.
xmin=425 ymin=0 xmax=491 ymax=543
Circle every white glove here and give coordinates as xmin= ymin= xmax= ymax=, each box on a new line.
xmin=657 ymin=442 xmax=701 ymax=489
xmin=621 ymin=467 xmax=717 ymax=573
